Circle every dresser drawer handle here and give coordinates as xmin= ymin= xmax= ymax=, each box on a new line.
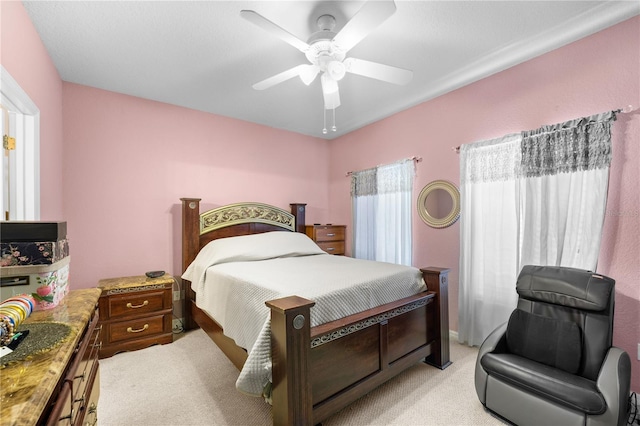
xmin=326 ymin=247 xmax=335 ymax=251
xmin=326 ymin=233 xmax=335 ymax=237
xmin=126 ymin=300 xmax=149 ymax=309
xmin=87 ymin=402 xmax=98 ymax=426
xmin=127 ymin=324 xmax=149 ymax=333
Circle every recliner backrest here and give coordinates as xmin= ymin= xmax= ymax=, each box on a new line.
xmin=515 ymin=265 xmax=615 ymax=381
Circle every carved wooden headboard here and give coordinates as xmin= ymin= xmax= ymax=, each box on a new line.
xmin=180 ymin=198 xmax=306 ymax=273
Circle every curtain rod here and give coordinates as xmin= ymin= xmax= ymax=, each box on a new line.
xmin=345 ymin=156 xmax=422 ymax=177
xmin=451 ymin=105 xmax=636 ymax=154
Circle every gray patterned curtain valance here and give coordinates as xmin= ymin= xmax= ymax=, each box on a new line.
xmin=351 ymin=159 xmax=414 ymax=196
xmin=520 ymin=111 xmax=616 ymax=178
xmin=351 ymin=167 xmax=377 ymax=196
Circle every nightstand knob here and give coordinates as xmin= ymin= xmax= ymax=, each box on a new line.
xmin=126 ymin=300 xmax=149 ymax=309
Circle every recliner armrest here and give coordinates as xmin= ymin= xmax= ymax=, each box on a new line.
xmin=475 ymin=321 xmax=508 ymax=404
xmin=588 ymin=347 xmax=631 ymax=426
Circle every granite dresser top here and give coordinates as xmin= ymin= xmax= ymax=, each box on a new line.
xmin=0 ymin=288 xmax=101 ymax=426
xmin=98 ymin=274 xmax=174 ymax=295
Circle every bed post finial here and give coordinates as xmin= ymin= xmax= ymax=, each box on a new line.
xmin=290 ymin=203 xmax=306 ymax=233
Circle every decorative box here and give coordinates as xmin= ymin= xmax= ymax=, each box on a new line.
xmin=0 ymin=221 xmax=67 ymax=242
xmin=1 ymin=239 xmax=69 ymax=266
xmin=0 ymin=257 xmax=70 ymax=310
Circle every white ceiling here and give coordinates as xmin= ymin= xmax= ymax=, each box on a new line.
xmin=22 ymin=1 xmax=639 ymax=140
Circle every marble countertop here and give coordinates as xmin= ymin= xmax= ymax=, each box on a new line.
xmin=0 ymin=288 xmax=101 ymax=426
xmin=98 ymin=274 xmax=174 ymax=294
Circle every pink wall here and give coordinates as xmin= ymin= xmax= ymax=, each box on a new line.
xmin=329 ymin=16 xmax=640 ymax=391
xmin=62 ymin=84 xmax=329 ymax=286
xmin=1 ymin=0 xmax=64 ymax=220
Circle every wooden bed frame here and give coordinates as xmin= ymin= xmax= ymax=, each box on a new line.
xmin=181 ymin=198 xmax=451 ymax=425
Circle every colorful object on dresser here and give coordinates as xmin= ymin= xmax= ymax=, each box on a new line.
xmin=0 ymin=294 xmax=35 ymax=346
xmin=0 ymin=221 xmax=70 ymax=311
xmin=0 ymin=257 xmax=70 ymax=311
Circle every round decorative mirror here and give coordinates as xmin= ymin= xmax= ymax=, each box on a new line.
xmin=417 ymin=180 xmax=460 ymax=228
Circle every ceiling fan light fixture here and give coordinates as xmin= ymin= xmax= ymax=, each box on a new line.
xmin=299 ymin=65 xmax=319 ymax=85
xmin=321 ymin=74 xmax=339 ymax=94
xmin=327 ymin=61 xmax=346 ymax=81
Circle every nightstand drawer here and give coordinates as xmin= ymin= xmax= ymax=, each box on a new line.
xmin=106 ymin=290 xmax=167 ymax=319
xmin=107 ymin=314 xmax=168 ymax=343
xmin=306 ymin=224 xmax=347 ymax=255
xmin=317 ymin=241 xmax=345 ymax=255
xmin=314 ymin=226 xmax=345 ymax=242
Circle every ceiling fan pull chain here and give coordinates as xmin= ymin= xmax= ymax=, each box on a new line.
xmin=332 ymin=107 xmax=337 ymax=132
xmin=322 ymin=107 xmax=328 ymax=134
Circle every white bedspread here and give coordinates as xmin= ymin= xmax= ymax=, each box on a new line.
xmin=182 ymin=232 xmax=426 ymax=396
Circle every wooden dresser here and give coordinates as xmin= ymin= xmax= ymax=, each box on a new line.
xmin=0 ymin=288 xmax=101 ymax=426
xmin=97 ymin=274 xmax=173 ymax=358
xmin=305 ymin=225 xmax=346 ymax=255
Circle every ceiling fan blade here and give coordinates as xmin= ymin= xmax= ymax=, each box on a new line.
xmin=252 ymin=65 xmax=310 ymax=90
xmin=343 ymin=57 xmax=413 ymax=85
xmin=240 ymin=10 xmax=309 ymax=53
xmin=332 ymin=0 xmax=396 ymax=53
xmin=321 ymin=74 xmax=341 ymax=110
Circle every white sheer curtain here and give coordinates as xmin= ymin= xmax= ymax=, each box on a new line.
xmin=459 ymin=111 xmax=615 ymax=346
xmin=351 ymin=159 xmax=415 ymax=265
xmin=458 ymin=134 xmax=522 ymax=346
xmin=517 ymin=112 xmax=614 ymax=270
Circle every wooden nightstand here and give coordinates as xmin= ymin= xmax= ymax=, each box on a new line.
xmin=97 ymin=274 xmax=173 ymax=358
xmin=306 ymin=225 xmax=346 ymax=255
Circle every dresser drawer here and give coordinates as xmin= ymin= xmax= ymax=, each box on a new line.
xmin=107 ymin=314 xmax=169 ymax=344
xmin=313 ymin=226 xmax=345 ymax=242
xmin=104 ymin=290 xmax=167 ymax=319
xmin=317 ymin=241 xmax=345 ymax=255
xmin=46 ymin=296 xmax=101 ymax=426
xmin=69 ymin=321 xmax=100 ymax=418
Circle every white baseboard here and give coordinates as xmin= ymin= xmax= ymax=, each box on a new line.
xmin=449 ymin=329 xmax=459 ymax=341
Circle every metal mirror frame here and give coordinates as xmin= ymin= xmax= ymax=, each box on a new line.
xmin=417 ymin=180 xmax=460 ymax=228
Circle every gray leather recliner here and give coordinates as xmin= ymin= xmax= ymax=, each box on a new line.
xmin=475 ymin=265 xmax=631 ymax=426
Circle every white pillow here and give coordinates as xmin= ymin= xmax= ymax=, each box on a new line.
xmin=182 ymin=231 xmax=326 ymax=293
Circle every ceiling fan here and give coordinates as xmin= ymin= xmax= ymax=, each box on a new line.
xmin=240 ymin=0 xmax=413 ymax=116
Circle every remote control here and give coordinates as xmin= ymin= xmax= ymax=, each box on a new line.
xmin=145 ymin=270 xmax=165 ymax=278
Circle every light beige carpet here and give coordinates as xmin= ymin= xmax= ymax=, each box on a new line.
xmin=98 ymin=329 xmax=504 ymax=425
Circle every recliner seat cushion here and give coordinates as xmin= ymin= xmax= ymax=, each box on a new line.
xmin=506 ymin=309 xmax=582 ymax=374
xmin=480 ymin=352 xmax=606 ymax=415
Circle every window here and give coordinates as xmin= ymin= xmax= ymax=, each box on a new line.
xmin=351 ymin=158 xmax=415 ymax=265
xmin=1 ymin=66 xmax=40 ymax=221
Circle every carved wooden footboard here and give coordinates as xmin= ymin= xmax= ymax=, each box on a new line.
xmin=180 ymin=198 xmax=450 ymax=425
